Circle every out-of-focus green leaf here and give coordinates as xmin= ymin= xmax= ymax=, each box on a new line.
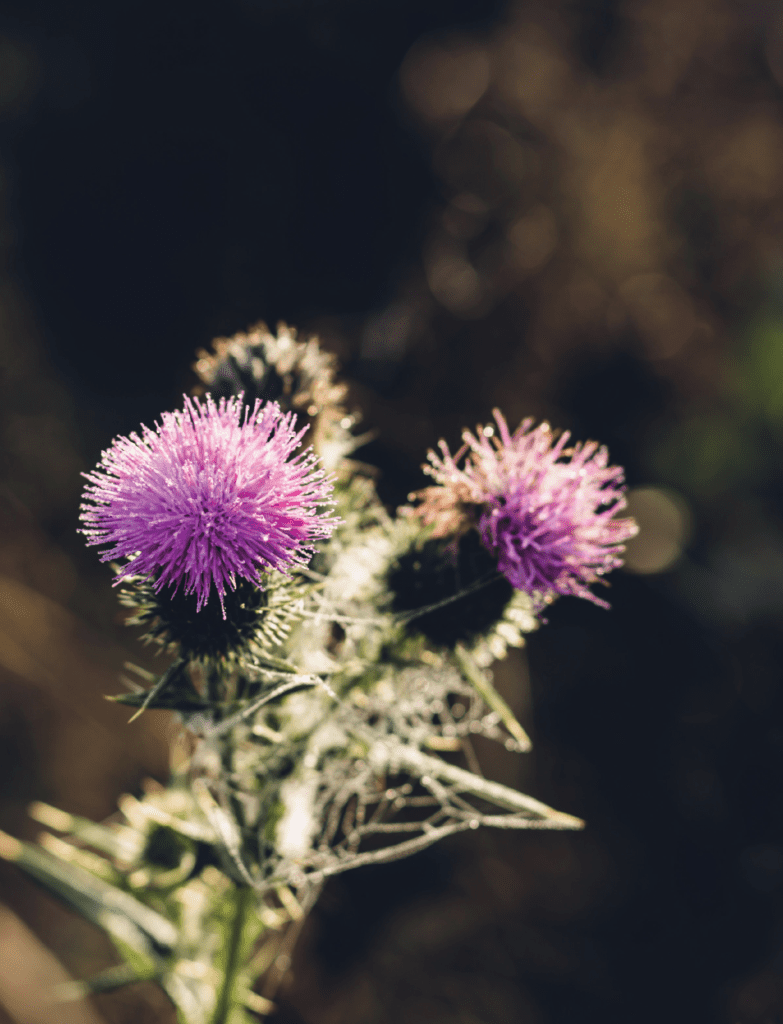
xmin=53 ymin=963 xmax=155 ymax=1000
xmin=29 ymin=800 xmax=143 ymax=861
xmin=0 ymin=828 xmax=176 ymax=955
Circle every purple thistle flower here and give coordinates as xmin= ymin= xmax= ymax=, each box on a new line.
xmin=80 ymin=394 xmax=336 ymax=614
xmin=420 ymin=410 xmax=638 ymax=609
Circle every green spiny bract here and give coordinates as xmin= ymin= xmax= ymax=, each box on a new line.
xmin=119 ymin=573 xmax=308 ymax=666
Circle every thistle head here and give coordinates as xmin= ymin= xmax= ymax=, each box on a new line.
xmin=80 ymin=394 xmax=337 ymax=614
xmin=193 ymin=322 xmax=347 ymax=425
xmin=415 ymin=410 xmax=638 ymax=609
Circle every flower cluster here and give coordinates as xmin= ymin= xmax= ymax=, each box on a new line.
xmin=80 ymin=394 xmax=336 ymax=614
xmin=12 ymin=327 xmax=640 ymax=1024
xmin=415 ymin=410 xmax=638 ymax=609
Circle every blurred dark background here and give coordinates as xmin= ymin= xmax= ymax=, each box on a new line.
xmin=1 ymin=1 xmax=783 ymax=1021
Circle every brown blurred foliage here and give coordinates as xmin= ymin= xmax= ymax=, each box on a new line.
xmin=354 ymin=0 xmax=776 ymax=423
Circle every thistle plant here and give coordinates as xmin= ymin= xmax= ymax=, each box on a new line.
xmin=0 ymin=323 xmax=637 ymax=1022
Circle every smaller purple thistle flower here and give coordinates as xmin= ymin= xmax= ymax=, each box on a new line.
xmin=420 ymin=410 xmax=638 ymax=609
xmin=80 ymin=394 xmax=337 ymax=614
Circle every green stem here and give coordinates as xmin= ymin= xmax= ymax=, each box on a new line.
xmin=453 ymin=643 xmax=532 ymax=751
xmin=211 ymin=884 xmax=252 ymax=1024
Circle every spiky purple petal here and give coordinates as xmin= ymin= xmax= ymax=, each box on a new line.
xmin=80 ymin=395 xmax=336 ymax=613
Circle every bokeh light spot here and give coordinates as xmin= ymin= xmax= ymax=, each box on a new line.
xmin=623 ymin=486 xmax=693 ymax=574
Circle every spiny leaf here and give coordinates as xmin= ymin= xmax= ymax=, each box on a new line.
xmin=109 ymin=660 xmax=207 ymax=718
